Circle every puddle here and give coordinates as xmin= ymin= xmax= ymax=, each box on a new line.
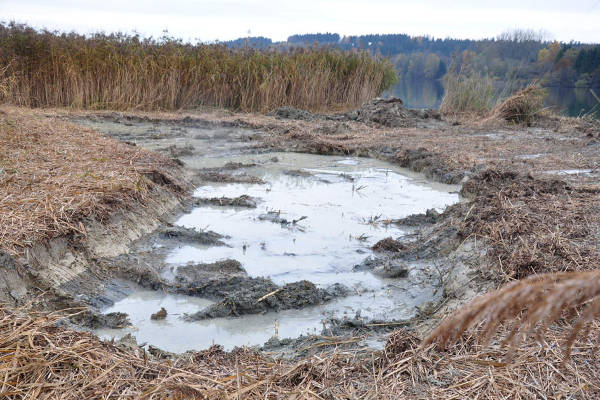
xmin=95 ymin=281 xmax=432 ymax=352
xmin=516 ymin=153 xmax=544 ymax=160
xmin=168 ymin=153 xmax=458 ymax=287
xmin=95 ymin=151 xmax=460 ymax=352
xmin=544 ymin=169 xmax=594 ymax=175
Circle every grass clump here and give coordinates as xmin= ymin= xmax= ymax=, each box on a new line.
xmin=493 ymin=84 xmax=547 ymax=124
xmin=0 ymin=22 xmax=396 ymax=113
xmin=440 ymin=72 xmax=496 ymax=116
xmin=440 ymin=71 xmax=548 ymax=124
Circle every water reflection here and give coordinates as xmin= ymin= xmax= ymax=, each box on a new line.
xmin=383 ymin=79 xmax=599 ymax=118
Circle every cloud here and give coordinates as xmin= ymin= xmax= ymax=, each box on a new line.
xmin=1 ymin=0 xmax=598 ymax=42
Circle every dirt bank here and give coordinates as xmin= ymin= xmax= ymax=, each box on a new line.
xmin=0 ymin=108 xmax=192 ymax=315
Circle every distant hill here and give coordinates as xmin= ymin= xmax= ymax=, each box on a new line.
xmin=222 ymin=31 xmax=600 ymax=88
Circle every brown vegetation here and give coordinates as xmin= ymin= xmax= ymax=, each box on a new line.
xmin=0 ymin=23 xmax=396 ymax=112
xmin=2 ymin=305 xmax=598 ymax=399
xmin=425 ymin=271 xmax=600 ymax=358
xmin=457 ymin=170 xmax=600 ymax=280
xmin=0 ymin=107 xmax=184 ymax=256
xmin=493 ymin=85 xmax=547 ymax=124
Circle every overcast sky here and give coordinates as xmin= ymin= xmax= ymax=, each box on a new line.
xmin=2 ymin=0 xmax=600 ymax=43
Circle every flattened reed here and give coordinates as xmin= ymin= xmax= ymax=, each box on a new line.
xmin=459 ymin=170 xmax=600 ymax=279
xmin=1 ymin=305 xmax=598 ymax=399
xmin=0 ymin=22 xmax=397 ymax=112
xmin=0 ymin=107 xmax=183 ymax=255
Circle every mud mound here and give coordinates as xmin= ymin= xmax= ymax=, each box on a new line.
xmin=270 ymin=97 xmax=440 ymax=128
xmin=186 ymin=281 xmax=348 ymax=319
xmin=353 ymin=256 xmax=409 ymax=278
xmin=372 ymin=237 xmax=406 ymax=252
xmin=175 ymin=260 xmax=248 ymax=290
xmin=396 ymin=147 xmax=464 ymax=184
xmin=159 ymin=226 xmax=228 ymax=246
xmin=350 ymin=97 xmax=439 ymax=128
xmin=196 ymin=171 xmax=265 ymax=184
xmin=193 ymin=195 xmax=257 ymax=208
xmin=396 ymin=209 xmax=441 ymax=226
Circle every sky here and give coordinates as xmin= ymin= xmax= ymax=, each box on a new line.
xmin=2 ymin=0 xmax=600 ymax=43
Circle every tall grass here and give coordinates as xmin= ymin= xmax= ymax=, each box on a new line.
xmin=440 ymin=72 xmax=496 ymax=116
xmin=441 ymin=71 xmax=549 ymax=123
xmin=0 ymin=23 xmax=397 ymax=112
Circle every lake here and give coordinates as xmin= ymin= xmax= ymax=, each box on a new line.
xmin=383 ymin=79 xmax=600 ymax=118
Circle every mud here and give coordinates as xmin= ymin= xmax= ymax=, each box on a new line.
xmin=193 ymin=195 xmax=258 ymax=208
xmin=394 ymin=208 xmax=441 ymax=226
xmin=270 ymin=97 xmax=443 ymax=129
xmin=186 ymin=280 xmax=349 ymax=320
xmin=196 ymin=171 xmax=265 ymax=184
xmin=14 ymin=103 xmax=593 ymax=357
xmin=158 ymin=226 xmax=228 ymax=246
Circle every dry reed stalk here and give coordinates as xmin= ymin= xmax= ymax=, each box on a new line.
xmin=457 ymin=170 xmax=600 ymax=279
xmin=3 ymin=303 xmax=598 ymax=399
xmin=492 ymin=85 xmax=547 ymax=124
xmin=423 ymin=270 xmax=600 ymax=357
xmin=0 ymin=23 xmax=396 ymax=113
xmin=0 ymin=107 xmax=185 ymax=256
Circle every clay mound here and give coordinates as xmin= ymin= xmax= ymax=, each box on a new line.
xmin=269 ymin=97 xmax=440 ymax=128
xmin=351 ymin=98 xmax=441 ymax=128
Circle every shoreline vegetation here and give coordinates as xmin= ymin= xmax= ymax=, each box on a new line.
xmin=0 ymin=22 xmax=397 ymax=112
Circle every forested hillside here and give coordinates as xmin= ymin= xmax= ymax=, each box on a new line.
xmin=225 ymin=30 xmax=600 ymax=88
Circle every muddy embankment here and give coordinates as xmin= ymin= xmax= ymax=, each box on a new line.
xmin=3 ymin=98 xmax=599 ymax=356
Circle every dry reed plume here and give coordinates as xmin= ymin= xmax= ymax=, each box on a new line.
xmin=0 ymin=22 xmax=397 ymax=112
xmin=424 ymin=270 xmax=600 ymax=357
xmin=0 ymin=107 xmax=185 ymax=256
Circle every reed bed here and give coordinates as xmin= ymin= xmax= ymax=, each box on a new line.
xmin=440 ymin=72 xmax=496 ymax=117
xmin=0 ymin=23 xmax=396 ymax=112
xmin=0 ymin=107 xmax=184 ymax=256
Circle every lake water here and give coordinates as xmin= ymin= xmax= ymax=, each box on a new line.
xmin=383 ymin=79 xmax=599 ymax=118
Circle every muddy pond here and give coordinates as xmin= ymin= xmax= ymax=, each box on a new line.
xmin=79 ymin=119 xmax=460 ymax=353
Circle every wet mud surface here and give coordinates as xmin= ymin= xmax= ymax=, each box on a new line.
xmin=65 ymin=115 xmax=462 ymax=352
xmin=53 ymin=104 xmax=599 ymax=356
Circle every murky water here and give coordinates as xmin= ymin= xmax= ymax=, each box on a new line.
xmin=95 ymin=151 xmax=460 ymax=352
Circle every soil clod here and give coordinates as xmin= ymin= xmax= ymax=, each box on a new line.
xmin=150 ymin=307 xmax=167 ymax=320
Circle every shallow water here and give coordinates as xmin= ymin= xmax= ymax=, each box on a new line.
xmin=96 ymin=152 xmax=460 ymax=352
xmin=169 ymin=153 xmax=458 ymax=288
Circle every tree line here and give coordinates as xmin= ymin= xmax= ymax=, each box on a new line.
xmin=224 ymin=30 xmax=600 ymax=88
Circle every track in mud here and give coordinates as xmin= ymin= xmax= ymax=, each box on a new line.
xmin=76 ymin=117 xmax=460 ymax=352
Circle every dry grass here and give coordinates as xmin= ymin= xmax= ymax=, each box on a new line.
xmin=0 ymin=22 xmax=396 ymax=112
xmin=440 ymin=72 xmax=496 ymax=117
xmin=0 ymin=107 xmax=184 ymax=256
xmin=493 ymin=85 xmax=547 ymax=124
xmin=424 ymin=271 xmax=600 ymax=358
xmin=1 ymin=304 xmax=599 ymax=399
xmin=457 ymin=170 xmax=600 ymax=279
